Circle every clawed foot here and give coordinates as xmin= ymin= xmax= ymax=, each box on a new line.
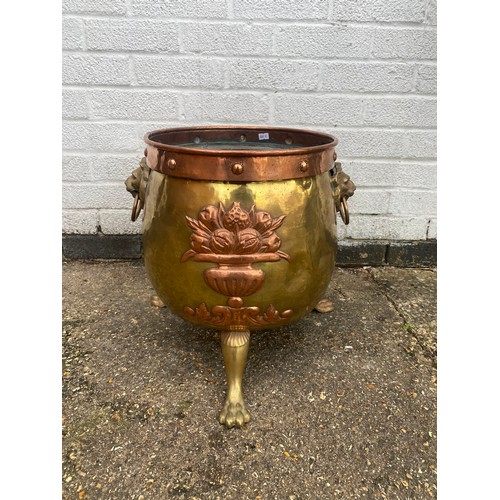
xmin=219 ymin=399 xmax=251 ymax=428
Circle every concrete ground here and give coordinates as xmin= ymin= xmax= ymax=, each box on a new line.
xmin=62 ymin=261 xmax=436 ymax=499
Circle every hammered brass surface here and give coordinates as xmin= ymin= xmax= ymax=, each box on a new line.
xmin=142 ymin=171 xmax=337 ymax=330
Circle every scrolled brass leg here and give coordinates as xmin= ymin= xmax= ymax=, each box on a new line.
xmin=219 ymin=329 xmax=251 ymax=428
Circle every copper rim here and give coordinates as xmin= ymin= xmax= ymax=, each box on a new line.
xmin=143 ymin=126 xmax=338 ymax=182
xmin=144 ymin=125 xmax=337 ymax=156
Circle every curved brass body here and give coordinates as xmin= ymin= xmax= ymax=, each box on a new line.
xmin=142 ymin=171 xmax=337 ymax=329
xmin=125 ymin=126 xmax=355 ymax=428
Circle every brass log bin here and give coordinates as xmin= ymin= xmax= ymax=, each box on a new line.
xmin=125 ymin=126 xmax=356 ymax=428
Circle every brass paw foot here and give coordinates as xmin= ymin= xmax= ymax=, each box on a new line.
xmin=219 ymin=329 xmax=251 ymax=429
xmin=219 ymin=399 xmax=251 ymax=428
xmin=150 ymin=295 xmax=166 ymax=308
xmin=315 ymin=298 xmax=334 ymax=313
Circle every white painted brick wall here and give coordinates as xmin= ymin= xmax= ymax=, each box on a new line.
xmin=62 ymin=54 xmax=130 ymax=85
xmin=183 ymin=92 xmax=270 ymax=122
xmin=89 ymin=89 xmax=179 ymax=120
xmin=273 ymin=95 xmax=365 ymax=126
xmin=234 ymin=0 xmax=329 ymax=20
xmin=62 ymin=18 xmax=84 ymax=50
xmin=62 ymin=0 xmax=437 ymax=241
xmin=131 ymin=0 xmax=227 ymax=18
xmin=63 ymin=0 xmax=127 ymax=15
xmin=229 ymin=59 xmax=320 ymax=91
xmin=62 ymin=155 xmax=93 ymax=182
xmin=320 ymin=62 xmax=415 ymax=93
xmin=62 ymin=89 xmax=88 ymax=119
xmin=333 ymin=0 xmax=426 ymax=23
xmin=372 ymin=28 xmax=436 ymax=59
xmin=274 ymin=25 xmax=373 ymax=58
xmin=63 ymin=122 xmax=139 ymax=151
xmin=84 ymin=19 xmax=179 ymax=52
xmin=415 ymin=64 xmax=437 ymax=93
xmin=134 ymin=57 xmax=226 ymax=88
xmin=180 ymin=23 xmax=273 ymax=55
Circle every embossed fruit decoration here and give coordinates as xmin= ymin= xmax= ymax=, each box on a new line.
xmin=222 ymin=202 xmax=250 ymax=230
xmin=181 ymin=202 xmax=290 ymax=263
xmin=180 ymin=202 xmax=292 ymax=327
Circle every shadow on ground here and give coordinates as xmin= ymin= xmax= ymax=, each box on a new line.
xmin=62 ymin=261 xmax=436 ymax=499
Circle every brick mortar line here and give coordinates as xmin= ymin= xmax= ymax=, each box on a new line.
xmin=349 ymin=188 xmax=437 ymax=194
xmin=271 ymin=25 xmax=278 ymax=59
xmin=340 ymin=158 xmax=438 ymax=164
xmin=62 ymin=120 xmax=437 ymax=132
xmin=424 ymin=0 xmax=432 ymax=24
xmin=178 ymin=94 xmax=185 ymax=121
xmin=63 ymin=208 xmax=101 ymax=211
xmin=327 ymin=0 xmax=334 ymax=21
xmin=411 ymin=64 xmax=419 ymax=92
xmin=128 ymin=56 xmax=137 ymax=87
xmin=327 ymin=156 xmax=437 ymax=162
xmin=368 ymin=21 xmax=375 ymax=59
xmin=63 ymin=86 xmax=438 ymax=99
xmin=80 ymin=17 xmax=87 ymax=51
xmin=63 ymin=14 xmax=436 ymax=29
xmin=268 ymin=93 xmax=275 ymax=125
xmin=348 ymin=187 xmax=437 ymax=193
xmin=125 ymin=0 xmax=133 ymax=16
xmin=349 ymin=212 xmax=436 ymax=217
xmin=63 ymin=50 xmax=437 ymax=64
xmin=64 ymin=181 xmax=135 ymax=187
xmin=227 ymin=0 xmax=234 ymax=19
xmin=317 ymin=58 xmax=326 ymax=92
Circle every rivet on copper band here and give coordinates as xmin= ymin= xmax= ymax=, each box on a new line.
xmin=231 ymin=163 xmax=244 ymax=175
xmin=299 ymin=160 xmax=308 ymax=172
xmin=167 ymin=158 xmax=177 ymax=170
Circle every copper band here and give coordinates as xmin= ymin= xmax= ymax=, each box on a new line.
xmin=144 ymin=126 xmax=338 ymax=182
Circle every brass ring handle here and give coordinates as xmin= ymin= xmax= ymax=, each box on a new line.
xmin=131 ymin=193 xmax=143 ymax=222
xmin=339 ymin=196 xmax=350 ymax=225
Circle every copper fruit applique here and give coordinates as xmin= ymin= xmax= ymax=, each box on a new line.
xmin=181 ymin=202 xmax=292 ymax=328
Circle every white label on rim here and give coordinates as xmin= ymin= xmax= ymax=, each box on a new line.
xmin=258 ymin=132 xmax=270 ymax=140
